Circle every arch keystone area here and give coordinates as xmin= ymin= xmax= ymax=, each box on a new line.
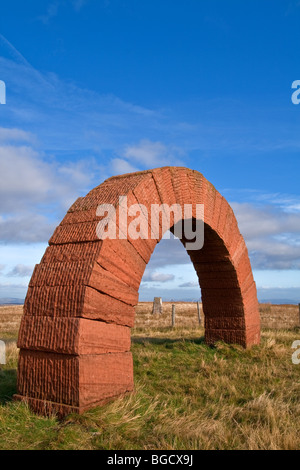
xmin=14 ymin=166 xmax=260 ymax=416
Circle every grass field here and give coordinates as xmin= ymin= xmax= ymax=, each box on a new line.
xmin=0 ymin=304 xmax=299 ymax=450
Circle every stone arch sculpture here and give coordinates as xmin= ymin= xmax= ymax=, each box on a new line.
xmin=15 ymin=167 xmax=260 ymax=416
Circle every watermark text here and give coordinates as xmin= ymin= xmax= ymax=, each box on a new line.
xmin=96 ymin=197 xmax=204 ymax=250
xmin=0 ymin=340 xmax=6 ymax=365
xmin=292 ymin=340 xmax=300 ymax=365
xmin=0 ymin=80 xmax=6 ymax=105
xmin=291 ymin=80 xmax=300 ymax=105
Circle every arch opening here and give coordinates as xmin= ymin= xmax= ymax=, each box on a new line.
xmin=14 ymin=166 xmax=260 ymax=417
xmin=136 ymin=227 xmax=202 ymax=329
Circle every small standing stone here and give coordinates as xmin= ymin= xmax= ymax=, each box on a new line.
xmin=197 ymin=301 xmax=202 ymax=325
xmin=172 ymin=304 xmax=176 ymax=327
xmin=152 ymin=297 xmax=163 ymax=314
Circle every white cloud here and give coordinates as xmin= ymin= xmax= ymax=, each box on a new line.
xmin=0 ymin=145 xmax=54 ymax=212
xmin=0 ymin=282 xmax=28 ymax=301
xmin=146 ymin=236 xmax=192 ymax=269
xmin=231 ymin=201 xmax=300 ymax=270
xmin=0 ymin=132 xmax=101 ymax=242
xmin=124 ymin=140 xmax=166 ymax=166
xmin=110 ymin=158 xmax=138 ymax=175
xmin=0 ymin=213 xmax=55 ymax=243
xmin=178 ymin=281 xmax=199 ymax=288
xmin=142 ymin=270 xmax=175 ymax=283
xmin=7 ymin=264 xmax=34 ymax=277
xmin=0 ymin=282 xmax=28 ymax=289
xmin=0 ymin=127 xmax=35 ymax=144
xmin=231 ymin=202 xmax=300 ymax=238
xmin=109 ymin=139 xmax=186 ymax=176
xmin=124 ymin=139 xmax=184 ymax=168
xmin=0 ymin=32 xmax=299 ymax=300
xmin=0 ymin=142 xmax=93 ymax=213
xmin=0 ymin=39 xmax=178 ymax=243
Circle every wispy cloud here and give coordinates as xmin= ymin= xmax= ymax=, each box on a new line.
xmin=124 ymin=139 xmax=185 ymax=168
xmin=72 ymin=0 xmax=89 ymax=12
xmin=110 ymin=158 xmax=138 ymax=175
xmin=0 ymin=214 xmax=55 ymax=244
xmin=0 ymin=38 xmax=189 ymax=244
xmin=37 ymin=2 xmax=59 ymax=24
xmin=145 ymin=236 xmax=192 ymax=270
xmin=0 ymin=127 xmax=36 ymax=144
xmin=37 ymin=0 xmax=89 ymax=23
xmin=0 ymin=127 xmax=102 ymax=243
xmin=7 ymin=264 xmax=34 ymax=277
xmin=1 ymin=32 xmax=299 ymax=302
xmin=0 ymin=34 xmax=32 ymax=68
xmin=232 ymin=200 xmax=300 ymax=270
xmin=142 ymin=270 xmax=175 ymax=283
xmin=178 ymin=281 xmax=199 ymax=288
xmin=0 ymin=140 xmax=97 ymax=206
xmin=0 ymin=45 xmax=169 ymax=170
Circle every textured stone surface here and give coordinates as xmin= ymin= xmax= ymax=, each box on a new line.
xmin=16 ymin=166 xmax=261 ymax=416
xmin=18 ymin=317 xmax=131 ymax=354
xmin=17 ymin=350 xmax=133 ymax=408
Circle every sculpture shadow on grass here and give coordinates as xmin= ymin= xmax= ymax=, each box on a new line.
xmin=131 ymin=336 xmax=205 ymax=346
xmin=0 ymin=369 xmax=17 ymax=405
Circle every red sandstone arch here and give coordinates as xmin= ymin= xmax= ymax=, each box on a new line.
xmin=15 ymin=167 xmax=260 ymax=417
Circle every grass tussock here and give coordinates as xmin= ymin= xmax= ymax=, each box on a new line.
xmin=0 ymin=305 xmax=299 ymax=450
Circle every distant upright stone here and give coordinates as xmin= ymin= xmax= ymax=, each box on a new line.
xmin=152 ymin=297 xmax=163 ymax=314
xmin=172 ymin=304 xmax=176 ymax=327
xmin=197 ymin=301 xmax=202 ymax=325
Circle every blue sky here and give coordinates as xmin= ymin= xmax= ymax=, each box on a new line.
xmin=0 ymin=0 xmax=300 ymax=303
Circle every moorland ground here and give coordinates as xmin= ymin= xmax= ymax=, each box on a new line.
xmin=0 ymin=303 xmax=299 ymax=450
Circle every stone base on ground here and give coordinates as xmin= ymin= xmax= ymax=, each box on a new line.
xmin=13 ymin=391 xmax=133 ymax=419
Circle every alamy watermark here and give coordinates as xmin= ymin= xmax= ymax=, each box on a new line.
xmin=0 ymin=340 xmax=6 ymax=365
xmin=292 ymin=340 xmax=300 ymax=365
xmin=0 ymin=80 xmax=6 ymax=105
xmin=96 ymin=197 xmax=204 ymax=250
xmin=291 ymin=80 xmax=300 ymax=105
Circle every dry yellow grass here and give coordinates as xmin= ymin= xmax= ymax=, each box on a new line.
xmin=135 ymin=301 xmax=300 ymax=330
xmin=135 ymin=301 xmax=202 ymax=330
xmin=0 ymin=302 xmax=298 ymax=338
xmin=0 ymin=306 xmax=23 ymax=340
xmin=259 ymin=303 xmax=299 ymax=329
